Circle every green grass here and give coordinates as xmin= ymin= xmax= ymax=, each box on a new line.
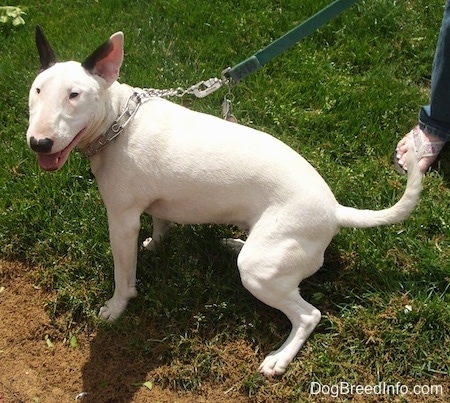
xmin=1 ymin=0 xmax=449 ymax=401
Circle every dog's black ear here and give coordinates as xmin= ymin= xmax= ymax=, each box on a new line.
xmin=81 ymin=32 xmax=124 ymax=87
xmin=35 ymin=25 xmax=57 ymax=71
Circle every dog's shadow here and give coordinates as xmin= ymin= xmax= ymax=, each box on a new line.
xmin=80 ymin=319 xmax=160 ymax=402
xmin=81 ymin=225 xmax=410 ymax=402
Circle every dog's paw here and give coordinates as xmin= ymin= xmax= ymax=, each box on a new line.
xmin=98 ymin=305 xmax=117 ymax=322
xmin=98 ymin=297 xmax=129 ymax=322
xmin=221 ymin=238 xmax=245 ymax=254
xmin=258 ymin=353 xmax=290 ymax=377
xmin=143 ymin=237 xmax=157 ymax=251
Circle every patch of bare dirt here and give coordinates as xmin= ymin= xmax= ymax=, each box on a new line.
xmin=0 ymin=260 xmax=251 ymax=403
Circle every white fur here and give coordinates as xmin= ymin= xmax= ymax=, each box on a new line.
xmin=26 ymin=31 xmax=422 ymax=376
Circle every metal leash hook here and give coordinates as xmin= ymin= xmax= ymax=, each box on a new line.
xmin=184 ymin=67 xmax=238 ymax=122
xmin=189 ymin=67 xmax=233 ymax=99
xmin=191 ymin=77 xmax=223 ymax=98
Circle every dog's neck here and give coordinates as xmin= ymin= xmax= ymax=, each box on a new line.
xmin=79 ymin=82 xmax=136 ymax=157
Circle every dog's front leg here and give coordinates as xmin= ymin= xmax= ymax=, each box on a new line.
xmin=143 ymin=216 xmax=174 ymax=251
xmin=99 ymin=208 xmax=141 ymax=321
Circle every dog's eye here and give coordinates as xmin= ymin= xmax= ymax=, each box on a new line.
xmin=69 ymin=92 xmax=80 ymax=99
xmin=36 ymin=88 xmax=41 ymax=94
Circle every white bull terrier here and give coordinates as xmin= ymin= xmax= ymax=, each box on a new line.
xmin=26 ymin=27 xmax=422 ymax=376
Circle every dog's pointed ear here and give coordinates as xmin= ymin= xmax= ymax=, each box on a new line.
xmin=81 ymin=32 xmax=124 ymax=87
xmin=35 ymin=25 xmax=57 ymax=71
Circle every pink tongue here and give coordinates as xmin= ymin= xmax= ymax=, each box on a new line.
xmin=37 ymin=152 xmax=62 ymax=171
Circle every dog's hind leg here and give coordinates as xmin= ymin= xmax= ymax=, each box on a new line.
xmin=143 ymin=217 xmax=174 ymax=251
xmin=237 ymin=233 xmax=324 ymax=376
xmin=221 ymin=238 xmax=246 ymax=254
xmin=99 ymin=208 xmax=141 ymax=321
xmin=257 ymin=292 xmax=321 ymax=376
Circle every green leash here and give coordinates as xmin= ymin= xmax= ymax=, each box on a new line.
xmin=226 ymin=0 xmax=359 ymax=83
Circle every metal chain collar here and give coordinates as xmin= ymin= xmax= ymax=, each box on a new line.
xmin=83 ymin=69 xmax=233 ymax=157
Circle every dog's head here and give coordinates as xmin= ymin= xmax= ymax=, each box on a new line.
xmin=26 ymin=26 xmax=124 ymax=171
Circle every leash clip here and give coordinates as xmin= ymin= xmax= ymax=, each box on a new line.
xmin=190 ymin=77 xmax=223 ymax=98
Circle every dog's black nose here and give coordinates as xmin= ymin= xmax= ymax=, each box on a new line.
xmin=29 ymin=137 xmax=54 ymax=153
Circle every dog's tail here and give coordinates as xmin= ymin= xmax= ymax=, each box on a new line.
xmin=335 ymin=147 xmax=422 ymax=229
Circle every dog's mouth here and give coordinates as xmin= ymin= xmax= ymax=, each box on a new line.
xmin=36 ymin=129 xmax=86 ymax=171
